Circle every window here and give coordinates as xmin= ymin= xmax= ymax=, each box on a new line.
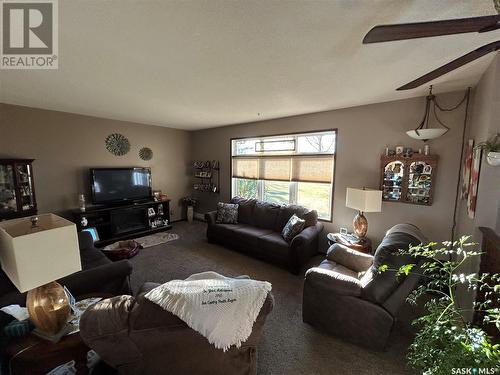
xmin=231 ymin=130 xmax=336 ymax=221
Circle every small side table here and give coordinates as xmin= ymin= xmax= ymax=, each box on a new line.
xmin=3 ymin=293 xmax=113 ymax=375
xmin=4 ymin=332 xmax=90 ymax=375
xmin=327 ymin=233 xmax=372 ymax=254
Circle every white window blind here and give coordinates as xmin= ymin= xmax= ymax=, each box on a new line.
xmin=232 ymin=155 xmax=334 ymax=184
xmin=231 ymin=130 xmax=336 ymax=221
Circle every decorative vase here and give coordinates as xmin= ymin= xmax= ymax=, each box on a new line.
xmin=424 ymin=144 xmax=430 ymax=155
xmin=187 ymin=205 xmax=194 ymax=223
xmin=78 ymin=194 xmax=86 ymax=212
xmin=486 ymin=151 xmax=500 ymax=166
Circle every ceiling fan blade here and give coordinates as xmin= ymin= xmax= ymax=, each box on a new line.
xmin=363 ymin=15 xmax=500 ymax=44
xmin=396 ymin=41 xmax=500 ymax=90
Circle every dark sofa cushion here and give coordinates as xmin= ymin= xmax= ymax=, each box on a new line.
xmin=230 ymin=197 xmax=256 ymax=225
xmin=208 ymin=223 xmax=244 ymax=242
xmin=80 ymin=249 xmax=111 ymax=269
xmin=302 ymin=210 xmax=319 ymax=228
xmin=275 ymin=205 xmax=318 ymax=232
xmin=258 ymin=233 xmax=290 ymax=259
xmin=253 ymin=201 xmax=281 ymax=230
xmin=216 ymin=202 xmax=239 ymax=224
xmin=281 ymin=214 xmax=305 ymax=243
xmin=233 ymin=226 xmax=274 ymax=248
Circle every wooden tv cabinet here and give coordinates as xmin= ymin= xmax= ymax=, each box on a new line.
xmin=72 ymin=199 xmax=172 ymax=247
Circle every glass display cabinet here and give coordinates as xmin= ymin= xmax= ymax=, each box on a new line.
xmin=0 ymin=159 xmax=37 ymax=220
xmin=382 ymin=160 xmax=404 ymax=201
xmin=380 ymin=154 xmax=438 ymax=206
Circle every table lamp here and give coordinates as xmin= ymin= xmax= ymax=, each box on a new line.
xmin=0 ymin=214 xmax=81 ymax=337
xmin=346 ymin=188 xmax=382 ymax=243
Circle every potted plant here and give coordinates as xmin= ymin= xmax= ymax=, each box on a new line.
xmin=181 ymin=196 xmax=198 ymax=223
xmin=379 ymin=236 xmax=500 ymax=374
xmin=476 ymin=133 xmax=500 ymax=166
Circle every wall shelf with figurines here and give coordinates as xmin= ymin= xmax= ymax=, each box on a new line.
xmin=192 ymin=160 xmax=220 ymax=193
xmin=380 ymin=146 xmax=438 ymax=206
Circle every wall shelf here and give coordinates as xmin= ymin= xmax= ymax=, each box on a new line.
xmin=192 ymin=160 xmax=220 ymax=193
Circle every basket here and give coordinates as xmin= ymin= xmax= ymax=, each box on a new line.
xmin=102 ymin=240 xmax=140 ymax=261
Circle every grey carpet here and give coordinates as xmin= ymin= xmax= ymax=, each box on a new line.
xmin=129 ymin=221 xmax=414 ymax=375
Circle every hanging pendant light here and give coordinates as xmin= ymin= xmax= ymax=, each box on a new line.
xmin=406 ymin=86 xmax=450 ymax=142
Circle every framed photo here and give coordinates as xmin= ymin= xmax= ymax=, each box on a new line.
xmin=153 ymin=190 xmax=162 ymax=201
xmin=467 ymin=146 xmax=482 ymax=219
xmin=403 ymin=147 xmax=413 ymax=158
xmin=461 ymin=139 xmax=474 ymax=200
xmin=395 ymin=145 xmax=404 ymax=155
xmin=148 ymin=207 xmax=156 ymax=217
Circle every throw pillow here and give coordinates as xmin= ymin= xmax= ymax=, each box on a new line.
xmin=216 ymin=202 xmax=239 ymax=224
xmin=281 ymin=214 xmax=305 ymax=242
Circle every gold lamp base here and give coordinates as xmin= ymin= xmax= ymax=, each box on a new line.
xmin=26 ymin=281 xmax=71 ymax=336
xmin=353 ymin=211 xmax=368 ymax=242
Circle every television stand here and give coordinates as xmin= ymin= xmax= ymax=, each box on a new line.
xmin=72 ymin=199 xmax=172 ymax=247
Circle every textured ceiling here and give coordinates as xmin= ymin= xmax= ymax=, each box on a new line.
xmin=1 ymin=0 xmax=499 ymax=130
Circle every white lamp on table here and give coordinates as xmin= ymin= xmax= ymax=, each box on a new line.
xmin=0 ymin=214 xmax=81 ymax=337
xmin=345 ymin=188 xmax=382 ymax=243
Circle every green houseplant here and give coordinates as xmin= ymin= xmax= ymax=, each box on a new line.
xmin=476 ymin=133 xmax=500 ymax=167
xmin=380 ymin=236 xmax=500 ymax=374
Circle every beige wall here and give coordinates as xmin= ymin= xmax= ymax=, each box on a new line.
xmin=454 ymin=55 xmax=500 ymax=321
xmin=191 ymin=91 xmax=469 ymax=246
xmin=2 ymin=78 xmax=495 ymax=248
xmin=457 ymin=54 xmax=500 ymax=239
xmin=0 ymin=104 xmax=191 ymax=221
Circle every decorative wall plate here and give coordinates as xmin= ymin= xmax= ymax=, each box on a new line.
xmin=139 ymin=147 xmax=153 ymax=161
xmin=105 ymin=133 xmax=130 ymax=156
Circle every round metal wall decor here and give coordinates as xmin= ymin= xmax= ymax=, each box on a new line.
xmin=139 ymin=147 xmax=153 ymax=161
xmin=105 ymin=133 xmax=130 ymax=156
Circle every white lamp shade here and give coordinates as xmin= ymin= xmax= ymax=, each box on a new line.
xmin=346 ymin=188 xmax=382 ymax=213
xmin=406 ymin=128 xmax=448 ymax=140
xmin=0 ymin=214 xmax=82 ymax=293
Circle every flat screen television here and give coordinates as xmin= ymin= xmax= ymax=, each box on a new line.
xmin=90 ymin=168 xmax=152 ymax=204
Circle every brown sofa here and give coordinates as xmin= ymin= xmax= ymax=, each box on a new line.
xmin=302 ymin=224 xmax=427 ymax=350
xmin=80 ymin=281 xmax=274 ymax=375
xmin=206 ymin=197 xmax=324 ymax=274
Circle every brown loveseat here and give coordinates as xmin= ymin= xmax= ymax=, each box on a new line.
xmin=302 ymin=224 xmax=427 ymax=350
xmin=80 ymin=281 xmax=274 ymax=375
xmin=206 ymin=197 xmax=324 ymax=274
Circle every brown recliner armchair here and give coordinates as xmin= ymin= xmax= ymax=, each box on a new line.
xmin=80 ymin=281 xmax=274 ymax=375
xmin=302 ymin=224 xmax=427 ymax=350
